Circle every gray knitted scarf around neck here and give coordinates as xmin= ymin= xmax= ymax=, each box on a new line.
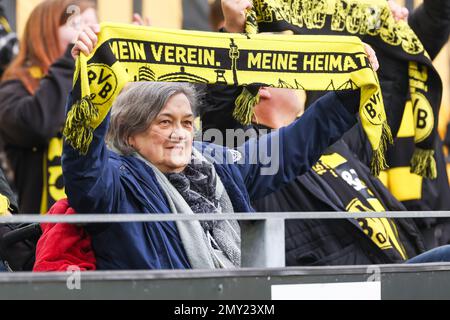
xmin=134 ymin=149 xmax=241 ymax=269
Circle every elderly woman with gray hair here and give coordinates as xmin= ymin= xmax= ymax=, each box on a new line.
xmin=63 ymin=27 xmax=366 ymax=270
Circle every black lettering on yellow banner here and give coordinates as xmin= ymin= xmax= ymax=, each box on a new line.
xmin=109 ymin=40 xmax=223 ymax=69
xmin=64 ymin=23 xmax=389 ymax=175
xmin=243 ymin=52 xmax=368 ymax=73
xmin=247 ymin=52 xmax=298 ymax=71
xmin=303 ymin=53 xmax=368 ymax=72
xmin=110 ymin=41 xmax=147 ymax=61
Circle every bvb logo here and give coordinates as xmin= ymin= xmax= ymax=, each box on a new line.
xmin=361 ymin=91 xmax=383 ymax=126
xmin=412 ymin=92 xmax=434 ymax=143
xmin=87 ymin=64 xmax=118 ymax=106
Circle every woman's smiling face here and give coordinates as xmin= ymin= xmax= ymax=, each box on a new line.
xmin=129 ymin=93 xmax=195 ymax=173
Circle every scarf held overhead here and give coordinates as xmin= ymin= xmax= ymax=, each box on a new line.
xmin=245 ymin=0 xmax=442 ymax=178
xmin=63 ymin=23 xmax=389 ymax=175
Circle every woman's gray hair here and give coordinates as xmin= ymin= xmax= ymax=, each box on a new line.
xmin=106 ymin=82 xmax=198 ymax=155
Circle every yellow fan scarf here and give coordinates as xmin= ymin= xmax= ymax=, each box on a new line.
xmin=245 ymin=0 xmax=442 ymax=179
xmin=63 ymin=23 xmax=389 ymax=175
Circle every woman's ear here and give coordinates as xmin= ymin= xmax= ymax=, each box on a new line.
xmin=128 ymin=136 xmax=136 ymax=149
xmin=258 ymin=87 xmax=272 ymax=100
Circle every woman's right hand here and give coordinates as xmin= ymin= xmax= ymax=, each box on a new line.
xmin=71 ymin=24 xmax=100 ymax=59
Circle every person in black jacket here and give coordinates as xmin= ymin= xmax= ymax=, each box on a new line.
xmin=0 ymin=1 xmax=18 ymax=185
xmin=0 ymin=0 xmax=98 ymax=214
xmin=344 ymin=0 xmax=450 ymax=249
xmin=283 ymin=0 xmax=450 ymax=249
xmin=201 ymin=0 xmax=450 ymax=266
xmin=407 ymin=0 xmax=450 ymax=60
xmin=203 ymin=79 xmax=429 ymax=265
xmin=0 ymin=1 xmax=16 ymax=208
xmin=203 ymin=79 xmax=450 ymax=265
xmin=396 ymin=0 xmax=450 ymax=248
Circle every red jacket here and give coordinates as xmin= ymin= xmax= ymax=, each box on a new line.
xmin=33 ymin=199 xmax=96 ymax=272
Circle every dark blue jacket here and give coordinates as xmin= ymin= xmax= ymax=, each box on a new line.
xmin=62 ymin=92 xmax=357 ymax=270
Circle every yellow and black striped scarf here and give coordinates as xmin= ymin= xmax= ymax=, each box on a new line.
xmin=245 ymin=0 xmax=442 ymax=179
xmin=64 ymin=22 xmax=388 ymax=175
xmin=28 ymin=67 xmax=66 ymax=214
xmin=313 ymin=151 xmax=408 ymax=260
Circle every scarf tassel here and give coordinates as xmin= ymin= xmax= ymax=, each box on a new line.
xmin=233 ymin=87 xmax=261 ymax=125
xmin=371 ymin=121 xmax=394 ymax=177
xmin=245 ymin=9 xmax=259 ymax=35
xmin=63 ymin=96 xmax=99 ymax=155
xmin=410 ymin=148 xmax=437 ymax=180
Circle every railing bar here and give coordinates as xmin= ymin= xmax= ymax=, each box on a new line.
xmin=1 ymin=211 xmax=450 ymax=224
xmin=2 ymin=263 xmax=450 ymax=283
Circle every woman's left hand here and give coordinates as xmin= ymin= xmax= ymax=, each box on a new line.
xmin=363 ymin=43 xmax=379 ymax=72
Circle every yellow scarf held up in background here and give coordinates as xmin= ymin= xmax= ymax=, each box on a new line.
xmin=64 ymin=23 xmax=390 ymax=175
xmin=244 ymin=0 xmax=442 ymax=179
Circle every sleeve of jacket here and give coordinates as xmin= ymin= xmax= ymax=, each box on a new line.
xmin=62 ymin=93 xmax=124 ymax=214
xmin=0 ymin=46 xmax=75 ymax=148
xmin=200 ymin=84 xmax=244 ymax=140
xmin=342 ymin=122 xmax=373 ymax=168
xmin=408 ymin=0 xmax=450 ymax=60
xmin=236 ymin=91 xmax=358 ymax=201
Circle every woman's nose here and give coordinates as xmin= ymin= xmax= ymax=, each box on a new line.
xmin=170 ymin=126 xmax=187 ymax=141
